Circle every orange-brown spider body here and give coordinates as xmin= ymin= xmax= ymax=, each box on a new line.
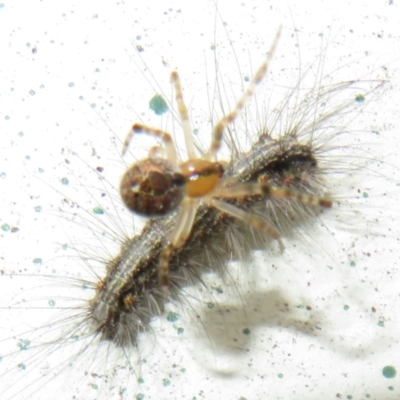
xmin=120 ymin=155 xmax=225 ymax=217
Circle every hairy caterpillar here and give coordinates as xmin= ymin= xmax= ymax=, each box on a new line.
xmin=1 ymin=1 xmax=400 ymax=399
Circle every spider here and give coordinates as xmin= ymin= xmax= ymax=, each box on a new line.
xmin=120 ymin=28 xmax=332 ymax=294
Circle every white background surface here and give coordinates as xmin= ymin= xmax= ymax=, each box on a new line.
xmin=1 ymin=0 xmax=400 ymax=399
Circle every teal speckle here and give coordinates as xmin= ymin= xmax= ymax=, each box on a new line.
xmin=242 ymin=328 xmax=251 ymax=335
xmin=207 ymin=302 xmax=215 ymax=309
xmin=349 ymin=260 xmax=356 ymax=267
xmin=149 ymin=95 xmax=169 ymax=115
xmin=90 ymin=383 xmax=98 ymax=390
xmin=18 ymin=131 xmax=24 ymax=137
xmin=33 ymin=258 xmax=42 ymax=265
xmin=60 ymin=177 xmax=69 ymax=185
xmin=239 ymin=397 xmax=248 ymax=400
xmin=93 ymin=206 xmax=104 ymax=215
xmin=0 ymin=4 xmax=4 ymax=10
xmin=138 ymin=377 xmax=144 ymax=384
xmin=0 ymin=172 xmax=6 ymax=178
xmin=278 ymin=373 xmax=284 ymax=379
xmin=166 ymin=311 xmax=179 ymax=322
xmin=48 ymin=299 xmax=56 ymax=307
xmin=363 ymin=192 xmax=369 ymax=198
xmin=17 ymin=339 xmax=31 ymax=351
xmin=388 ymin=386 xmax=394 ymax=391
xmin=378 ymin=320 xmax=385 ymax=328
xmin=355 ymin=94 xmax=365 ymax=103
xmin=34 ymin=205 xmax=42 ymax=213
xmin=382 ymin=365 xmax=397 ymax=379
xmin=1 ymin=224 xmax=10 ymax=232
xmin=211 ymin=285 xmax=223 ymax=294
xmin=29 ymin=90 xmax=36 ymax=96
xmin=18 ymin=363 xmax=26 ymax=370
xmin=343 ymin=305 xmax=349 ymax=311
xmin=68 ymin=82 xmax=75 ymax=87
xmin=38 ymin=167 xmax=44 ymax=173
xmin=346 ymin=395 xmax=353 ymax=399
xmin=177 ymin=327 xmax=184 ymax=335
xmin=163 ymin=378 xmax=171 ymax=387
xmin=119 ymin=387 xmax=126 ymax=395
xmin=366 ymin=395 xmax=371 ymax=399
xmin=136 ymin=394 xmax=145 ymax=400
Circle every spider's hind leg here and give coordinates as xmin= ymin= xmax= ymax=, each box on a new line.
xmin=158 ymin=198 xmax=199 ymax=298
xmin=210 ymin=180 xmax=332 ymax=250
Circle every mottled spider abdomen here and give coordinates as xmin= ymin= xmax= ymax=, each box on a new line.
xmin=120 ymin=157 xmax=186 ymax=217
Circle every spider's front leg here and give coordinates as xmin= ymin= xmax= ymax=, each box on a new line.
xmin=122 ymin=123 xmax=177 ymax=162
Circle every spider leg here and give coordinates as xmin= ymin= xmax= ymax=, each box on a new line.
xmin=148 ymin=145 xmax=163 ymax=159
xmin=205 ymin=27 xmax=282 ymax=160
xmin=122 ymin=123 xmax=177 ymax=163
xmin=171 ymin=71 xmax=196 ymax=159
xmin=210 ymin=198 xmax=285 ymax=251
xmin=159 ymin=197 xmax=199 ymax=297
xmin=215 ymin=182 xmax=332 ymax=208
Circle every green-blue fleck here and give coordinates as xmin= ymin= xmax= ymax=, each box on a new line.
xmin=149 ymin=95 xmax=169 ymax=115
xmin=355 ymin=94 xmax=365 ymax=103
xmin=1 ymin=224 xmax=10 ymax=232
xmin=166 ymin=311 xmax=179 ymax=322
xmin=93 ymin=206 xmax=104 ymax=215
xmin=18 ymin=339 xmax=31 ymax=351
xmin=382 ymin=365 xmax=397 ymax=379
xmin=163 ymin=378 xmax=171 ymax=387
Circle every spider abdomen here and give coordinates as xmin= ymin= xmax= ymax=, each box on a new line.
xmin=120 ymin=157 xmax=185 ymax=217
